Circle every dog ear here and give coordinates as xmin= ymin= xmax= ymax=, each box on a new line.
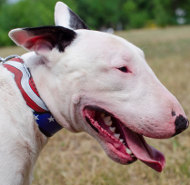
xmin=54 ymin=1 xmax=88 ymax=30
xmin=9 ymin=26 xmax=76 ymax=54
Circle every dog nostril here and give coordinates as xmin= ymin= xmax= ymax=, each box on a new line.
xmin=173 ymin=115 xmax=189 ymax=136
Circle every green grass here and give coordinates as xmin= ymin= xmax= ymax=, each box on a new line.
xmin=0 ymin=26 xmax=190 ymax=185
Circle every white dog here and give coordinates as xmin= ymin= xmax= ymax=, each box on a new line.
xmin=0 ymin=2 xmax=188 ymax=185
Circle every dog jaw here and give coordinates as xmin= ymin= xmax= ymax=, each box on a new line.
xmin=60 ymin=30 xmax=187 ymax=171
xmin=18 ymin=27 xmax=188 ymax=172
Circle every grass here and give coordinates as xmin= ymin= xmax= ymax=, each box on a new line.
xmin=0 ymin=25 xmax=190 ymax=185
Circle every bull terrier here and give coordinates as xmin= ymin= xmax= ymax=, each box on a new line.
xmin=0 ymin=1 xmax=188 ymax=185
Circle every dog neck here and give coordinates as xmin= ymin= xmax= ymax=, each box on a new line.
xmin=2 ymin=56 xmax=63 ymax=137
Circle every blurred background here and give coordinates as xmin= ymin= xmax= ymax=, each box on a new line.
xmin=0 ymin=0 xmax=190 ymax=46
xmin=0 ymin=0 xmax=190 ymax=185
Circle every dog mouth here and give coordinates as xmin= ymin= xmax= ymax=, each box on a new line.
xmin=83 ymin=106 xmax=165 ymax=172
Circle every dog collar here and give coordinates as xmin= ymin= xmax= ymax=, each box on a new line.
xmin=2 ymin=55 xmax=62 ymax=137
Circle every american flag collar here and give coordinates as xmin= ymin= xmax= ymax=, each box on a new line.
xmin=2 ymin=55 xmax=62 ymax=137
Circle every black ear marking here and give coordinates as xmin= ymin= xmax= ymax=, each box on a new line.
xmin=23 ymin=26 xmax=76 ymax=52
xmin=68 ymin=9 xmax=88 ymax=30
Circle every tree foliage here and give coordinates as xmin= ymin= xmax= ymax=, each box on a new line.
xmin=0 ymin=0 xmax=190 ymax=46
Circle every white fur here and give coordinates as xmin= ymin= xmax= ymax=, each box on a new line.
xmin=0 ymin=2 xmax=187 ymax=185
xmin=0 ymin=64 xmax=47 ymax=185
xmin=54 ymin=2 xmax=72 ymax=28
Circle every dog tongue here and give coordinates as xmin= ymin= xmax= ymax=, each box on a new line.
xmin=125 ymin=127 xmax=165 ymax=172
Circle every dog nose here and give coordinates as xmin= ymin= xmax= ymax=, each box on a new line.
xmin=173 ymin=115 xmax=189 ymax=136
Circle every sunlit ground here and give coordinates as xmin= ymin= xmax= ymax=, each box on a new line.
xmin=0 ymin=25 xmax=190 ymax=185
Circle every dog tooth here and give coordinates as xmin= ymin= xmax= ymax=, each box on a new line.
xmin=104 ymin=116 xmax=111 ymax=122
xmin=110 ymin=127 xmax=116 ymax=132
xmin=114 ymin=133 xmax=120 ymax=139
xmin=106 ymin=120 xmax=112 ymax=126
xmin=120 ymin=139 xmax=124 ymax=143
xmin=126 ymin=148 xmax=132 ymax=155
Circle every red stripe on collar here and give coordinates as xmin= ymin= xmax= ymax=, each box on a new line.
xmin=3 ymin=59 xmax=46 ymax=112
xmin=2 ymin=56 xmax=62 ymax=137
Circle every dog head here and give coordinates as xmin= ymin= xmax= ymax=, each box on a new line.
xmin=8 ymin=1 xmax=189 ymax=172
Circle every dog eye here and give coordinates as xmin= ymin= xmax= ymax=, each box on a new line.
xmin=117 ymin=67 xmax=130 ymax=73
